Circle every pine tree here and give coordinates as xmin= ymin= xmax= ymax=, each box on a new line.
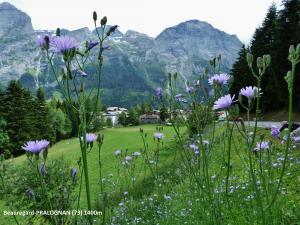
xmin=230 ymin=45 xmax=255 ymax=97
xmin=34 ymin=88 xmax=56 ymax=143
xmin=0 ymin=81 xmax=36 ymax=156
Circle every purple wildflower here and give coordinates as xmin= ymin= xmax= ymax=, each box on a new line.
xmin=154 ymin=132 xmax=164 ymax=140
xmin=189 ymin=144 xmax=199 ymax=151
xmin=240 ymin=86 xmax=260 ymax=99
xmin=133 ymin=152 xmax=141 ymax=157
xmin=271 ymin=125 xmax=280 ymax=138
xmin=155 ymin=87 xmax=163 ymax=99
xmin=25 ymin=188 xmax=35 ymax=199
xmin=125 ymin=156 xmax=132 ymax=161
xmin=79 ymin=71 xmax=88 ymax=77
xmin=71 ymin=168 xmax=77 ymax=178
xmin=115 ymin=150 xmax=121 ymax=156
xmin=40 ymin=162 xmax=47 ymax=176
xmin=22 ymin=140 xmax=50 ymax=154
xmin=255 ymin=141 xmax=269 ymax=151
xmin=86 ymin=133 xmax=97 ymax=143
xmin=292 ymin=136 xmax=300 ymax=142
xmin=203 ymin=140 xmax=209 ymax=145
xmin=51 ymin=36 xmax=79 ymax=54
xmin=175 ymin=94 xmax=183 ymax=101
xmin=101 ymin=45 xmax=110 ymax=51
xmin=213 ymin=94 xmax=235 ymax=110
xmin=186 ymin=86 xmax=194 ymax=93
xmin=86 ymin=41 xmax=99 ymax=51
xmin=37 ymin=34 xmax=50 ymax=49
xmin=208 ymin=73 xmax=230 ymax=86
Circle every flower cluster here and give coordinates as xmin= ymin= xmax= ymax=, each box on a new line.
xmin=22 ymin=140 xmax=50 ymax=154
xmin=208 ymin=73 xmax=230 ymax=86
xmin=213 ymin=94 xmax=235 ymax=110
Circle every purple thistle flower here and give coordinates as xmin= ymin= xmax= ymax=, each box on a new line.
xmin=292 ymin=136 xmax=300 ymax=142
xmin=203 ymin=140 xmax=209 ymax=145
xmin=155 ymin=87 xmax=163 ymax=99
xmin=186 ymin=86 xmax=194 ymax=93
xmin=25 ymin=188 xmax=35 ymax=199
xmin=154 ymin=132 xmax=164 ymax=140
xmin=271 ymin=125 xmax=280 ymax=138
xmin=175 ymin=94 xmax=183 ymax=101
xmin=86 ymin=41 xmax=99 ymax=51
xmin=189 ymin=144 xmax=199 ymax=151
xmin=51 ymin=36 xmax=79 ymax=54
xmin=22 ymin=140 xmax=50 ymax=154
xmin=37 ymin=34 xmax=50 ymax=49
xmin=71 ymin=168 xmax=77 ymax=178
xmin=208 ymin=73 xmax=230 ymax=86
xmin=240 ymin=86 xmax=260 ymax=99
xmin=101 ymin=45 xmax=110 ymax=51
xmin=79 ymin=71 xmax=88 ymax=77
xmin=40 ymin=162 xmax=47 ymax=176
xmin=255 ymin=141 xmax=269 ymax=151
xmin=213 ymin=94 xmax=235 ymax=110
xmin=86 ymin=133 xmax=97 ymax=143
xmin=133 ymin=152 xmax=141 ymax=157
xmin=115 ymin=150 xmax=121 ymax=156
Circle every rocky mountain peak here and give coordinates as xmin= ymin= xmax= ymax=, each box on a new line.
xmin=0 ymin=2 xmax=34 ymax=38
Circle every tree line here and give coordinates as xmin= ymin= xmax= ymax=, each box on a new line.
xmin=230 ymin=0 xmax=300 ymax=112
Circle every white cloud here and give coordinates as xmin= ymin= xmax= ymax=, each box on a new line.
xmin=1 ymin=0 xmax=282 ymax=43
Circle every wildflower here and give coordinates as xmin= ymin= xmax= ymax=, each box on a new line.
xmin=155 ymin=87 xmax=163 ymax=99
xmin=154 ymin=132 xmax=164 ymax=140
xmin=271 ymin=125 xmax=280 ymax=138
xmin=203 ymin=140 xmax=209 ymax=145
xmin=40 ymin=162 xmax=47 ymax=176
xmin=115 ymin=150 xmax=121 ymax=156
xmin=255 ymin=141 xmax=269 ymax=151
xmin=37 ymin=34 xmax=50 ymax=49
xmin=208 ymin=73 xmax=230 ymax=85
xmin=164 ymin=195 xmax=172 ymax=201
xmin=25 ymin=188 xmax=35 ymax=199
xmin=86 ymin=133 xmax=97 ymax=143
xmin=175 ymin=94 xmax=184 ymax=101
xmin=186 ymin=86 xmax=194 ymax=93
xmin=292 ymin=136 xmax=300 ymax=142
xmin=189 ymin=144 xmax=198 ymax=151
xmin=71 ymin=168 xmax=77 ymax=178
xmin=240 ymin=86 xmax=260 ymax=99
xmin=213 ymin=94 xmax=235 ymax=110
xmin=22 ymin=140 xmax=50 ymax=154
xmin=79 ymin=70 xmax=88 ymax=77
xmin=107 ymin=25 xmax=118 ymax=36
xmin=86 ymin=40 xmax=99 ymax=52
xmin=51 ymin=36 xmax=79 ymax=54
xmin=125 ymin=156 xmax=132 ymax=161
xmin=133 ymin=152 xmax=141 ymax=157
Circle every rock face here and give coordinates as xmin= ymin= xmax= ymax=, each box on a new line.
xmin=0 ymin=2 xmax=34 ymax=38
xmin=0 ymin=3 xmax=243 ymax=106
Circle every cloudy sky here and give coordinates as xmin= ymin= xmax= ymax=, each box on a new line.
xmin=3 ymin=0 xmax=282 ymax=43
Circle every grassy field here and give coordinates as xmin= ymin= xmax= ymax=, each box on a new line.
xmin=1 ymin=123 xmax=300 ymax=224
xmin=0 ymin=124 xmax=181 ymax=224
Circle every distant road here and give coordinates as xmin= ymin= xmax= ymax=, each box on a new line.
xmin=231 ymin=121 xmax=281 ymax=129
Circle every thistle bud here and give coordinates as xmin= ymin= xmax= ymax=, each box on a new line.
xmin=174 ymin=72 xmax=177 ymax=80
xmin=56 ymin=28 xmax=60 ymax=36
xmin=296 ymin=44 xmax=300 ymax=55
xmin=101 ymin=16 xmax=107 ymax=26
xmin=256 ymin=57 xmax=263 ymax=69
xmin=93 ymin=11 xmax=97 ymax=21
xmin=246 ymin=53 xmax=253 ymax=66
xmin=263 ymin=54 xmax=271 ymax=66
xmin=44 ymin=36 xmax=50 ymax=50
xmin=289 ymin=45 xmax=295 ymax=55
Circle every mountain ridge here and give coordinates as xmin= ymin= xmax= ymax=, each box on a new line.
xmin=0 ymin=2 xmax=242 ymax=107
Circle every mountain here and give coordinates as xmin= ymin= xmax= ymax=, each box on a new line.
xmin=0 ymin=2 xmax=242 ymax=107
